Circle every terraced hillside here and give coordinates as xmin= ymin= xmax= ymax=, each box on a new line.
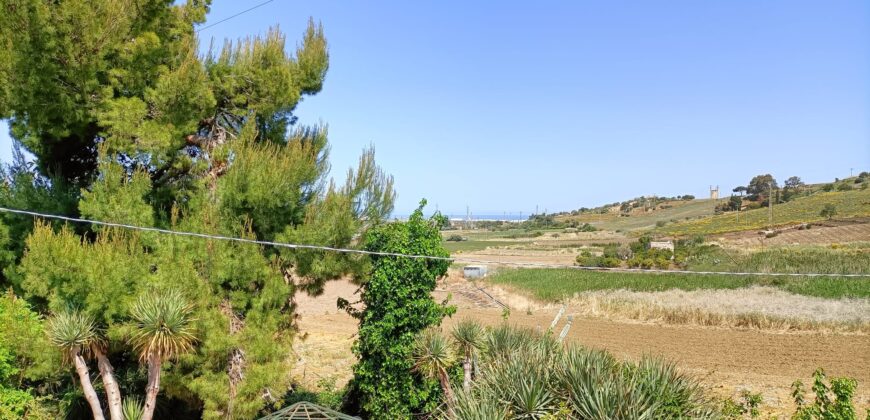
xmin=660 ymin=189 xmax=870 ymax=236
xmin=556 ymin=199 xmax=717 ymax=232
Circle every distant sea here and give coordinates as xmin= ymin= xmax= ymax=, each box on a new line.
xmin=392 ymin=213 xmax=527 ymax=222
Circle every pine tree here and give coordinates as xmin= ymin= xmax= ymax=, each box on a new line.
xmin=1 ymin=2 xmax=394 ymax=417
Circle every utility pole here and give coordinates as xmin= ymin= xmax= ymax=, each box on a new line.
xmin=768 ymin=182 xmax=773 ymax=229
xmin=735 ymin=194 xmax=739 ymax=224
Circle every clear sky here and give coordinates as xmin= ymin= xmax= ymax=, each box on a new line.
xmin=2 ymin=1 xmax=868 ymax=216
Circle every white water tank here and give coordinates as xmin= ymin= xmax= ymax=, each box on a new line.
xmin=463 ymin=265 xmax=488 ymax=279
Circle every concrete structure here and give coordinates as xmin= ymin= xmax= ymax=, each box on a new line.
xmin=463 ymin=265 xmax=488 ymax=279
xmin=710 ymin=185 xmax=719 ymax=200
xmin=649 ymin=241 xmax=675 ymax=252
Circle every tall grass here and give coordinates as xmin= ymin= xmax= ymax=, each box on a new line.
xmin=486 ymin=269 xmax=870 ymax=300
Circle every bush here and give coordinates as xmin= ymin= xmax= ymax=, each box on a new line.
xmin=821 ymin=183 xmax=835 ymax=192
xmin=448 ymin=325 xmax=716 ymax=419
xmin=820 ymin=204 xmax=837 ymax=220
xmin=656 ymin=220 xmax=667 ymax=228
xmin=446 ymin=235 xmax=466 ymax=242
xmin=791 ymin=369 xmax=860 ymax=420
xmin=837 ymin=183 xmax=852 ymax=191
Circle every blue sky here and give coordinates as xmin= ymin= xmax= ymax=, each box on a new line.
xmin=2 ymin=1 xmax=868 ymax=216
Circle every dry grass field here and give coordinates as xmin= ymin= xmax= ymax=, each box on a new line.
xmin=290 ymin=273 xmax=870 ymax=416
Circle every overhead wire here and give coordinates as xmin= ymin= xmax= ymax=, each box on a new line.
xmin=0 ymin=206 xmax=867 ymax=278
xmin=196 ymin=0 xmax=276 ymax=33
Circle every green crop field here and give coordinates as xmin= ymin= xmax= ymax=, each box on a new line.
xmin=443 ymin=240 xmax=518 ymax=253
xmin=485 ymin=268 xmax=870 ymax=300
xmin=660 ymin=189 xmax=870 ymax=236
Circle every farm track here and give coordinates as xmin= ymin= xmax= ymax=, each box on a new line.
xmin=293 ymin=278 xmax=870 ymax=414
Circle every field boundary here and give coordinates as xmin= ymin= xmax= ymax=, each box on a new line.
xmin=3 ymin=206 xmax=868 ymax=278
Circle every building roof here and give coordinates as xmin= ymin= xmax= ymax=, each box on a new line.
xmin=258 ymin=401 xmax=360 ymax=420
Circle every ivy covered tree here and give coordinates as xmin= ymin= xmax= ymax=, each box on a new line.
xmin=340 ymin=202 xmax=453 ymax=418
xmin=0 ymin=1 xmax=394 ymax=418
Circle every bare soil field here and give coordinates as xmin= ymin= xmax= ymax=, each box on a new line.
xmin=716 ymin=218 xmax=870 ymax=248
xmin=456 ymin=248 xmax=579 ymax=266
xmin=291 ymin=276 xmax=870 ymax=415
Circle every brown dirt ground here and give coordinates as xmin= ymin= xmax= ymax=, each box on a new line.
xmin=716 ymin=219 xmax=870 ymax=248
xmin=291 ymin=276 xmax=870 ymax=415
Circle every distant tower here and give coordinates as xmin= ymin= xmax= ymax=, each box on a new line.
xmin=710 ymin=185 xmax=719 ymax=200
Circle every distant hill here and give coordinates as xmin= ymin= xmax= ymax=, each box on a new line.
xmin=554 ymin=175 xmax=870 ymax=235
xmin=556 ymin=199 xmax=716 ymax=232
xmin=659 ymin=189 xmax=870 ymax=236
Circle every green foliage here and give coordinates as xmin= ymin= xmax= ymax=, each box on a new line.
xmin=343 ymin=202 xmax=453 ymax=418
xmin=447 ymin=324 xmax=716 ymax=419
xmin=122 ymin=397 xmax=144 ymax=420
xmin=128 ymin=291 xmax=196 ymax=362
xmin=747 ymin=174 xmax=778 ymax=200
xmin=820 ymin=204 xmax=837 ymax=220
xmin=486 ymin=268 xmax=870 ymax=301
xmin=0 ymin=3 xmax=396 ymax=418
xmin=45 ymin=311 xmax=103 ymax=362
xmin=721 ymin=390 xmax=763 ymax=419
xmin=791 ymin=369 xmax=859 ymax=420
xmin=280 ymin=378 xmax=344 ymax=411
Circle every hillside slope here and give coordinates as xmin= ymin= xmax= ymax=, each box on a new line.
xmin=557 ymin=199 xmax=717 ymax=232
xmin=660 ymin=189 xmax=870 ymax=236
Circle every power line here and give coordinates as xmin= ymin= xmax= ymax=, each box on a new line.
xmin=0 ymin=206 xmax=867 ymax=278
xmin=196 ymin=0 xmax=276 ymax=33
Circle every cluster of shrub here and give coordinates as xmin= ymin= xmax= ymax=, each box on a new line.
xmin=719 ymin=172 xmax=868 ymax=215
xmin=576 ymin=235 xmax=720 ymax=270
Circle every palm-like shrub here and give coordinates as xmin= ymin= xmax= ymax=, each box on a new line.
xmin=128 ymin=291 xmax=196 ymax=420
xmin=412 ymin=328 xmax=457 ymax=411
xmin=440 ymin=324 xmax=717 ymax=419
xmin=46 ymin=311 xmax=107 ymax=420
xmin=451 ymin=320 xmax=484 ymax=391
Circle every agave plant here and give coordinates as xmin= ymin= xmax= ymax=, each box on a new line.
xmin=121 ymin=397 xmax=144 ymax=420
xmin=451 ymin=319 xmax=484 ymax=391
xmin=128 ymin=291 xmax=196 ymax=420
xmin=412 ymin=328 xmax=458 ymax=412
xmin=46 ymin=310 xmax=107 ymax=420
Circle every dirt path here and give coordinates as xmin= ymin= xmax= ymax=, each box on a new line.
xmin=292 ymin=278 xmax=870 ymax=414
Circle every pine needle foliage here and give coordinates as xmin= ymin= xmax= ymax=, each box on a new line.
xmin=0 ymin=2 xmax=396 ymax=417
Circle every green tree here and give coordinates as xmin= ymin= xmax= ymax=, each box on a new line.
xmin=820 ymin=204 xmax=837 ymax=220
xmin=747 ymin=174 xmax=777 ymax=201
xmin=1 ymin=2 xmax=394 ymax=418
xmin=341 ymin=202 xmax=453 ymax=418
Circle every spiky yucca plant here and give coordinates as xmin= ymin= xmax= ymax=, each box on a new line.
xmin=413 ymin=328 xmax=457 ymax=413
xmin=121 ymin=397 xmax=144 ymax=420
xmin=128 ymin=291 xmax=196 ymax=420
xmin=451 ymin=320 xmax=484 ymax=391
xmin=444 ymin=324 xmax=717 ymax=419
xmin=46 ymin=311 xmax=107 ymax=420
